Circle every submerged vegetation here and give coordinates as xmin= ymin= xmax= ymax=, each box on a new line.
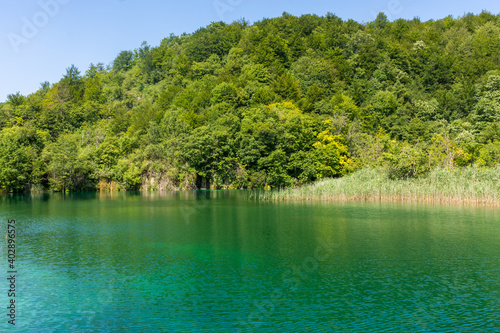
xmin=260 ymin=167 xmax=500 ymax=205
xmin=1 ymin=12 xmax=500 ymax=194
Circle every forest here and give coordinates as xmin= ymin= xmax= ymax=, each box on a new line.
xmin=1 ymin=11 xmax=500 ymax=193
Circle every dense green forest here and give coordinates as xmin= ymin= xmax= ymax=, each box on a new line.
xmin=1 ymin=12 xmax=500 ymax=192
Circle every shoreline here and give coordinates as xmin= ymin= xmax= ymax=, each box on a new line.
xmin=260 ymin=167 xmax=500 ymax=207
xmin=263 ymin=194 xmax=500 ymax=207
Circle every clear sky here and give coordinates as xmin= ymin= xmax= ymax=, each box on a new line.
xmin=1 ymin=0 xmax=499 ymax=102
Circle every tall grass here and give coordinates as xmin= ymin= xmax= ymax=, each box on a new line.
xmin=261 ymin=167 xmax=500 ymax=206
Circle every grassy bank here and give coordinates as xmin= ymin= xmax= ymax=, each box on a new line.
xmin=260 ymin=167 xmax=500 ymax=206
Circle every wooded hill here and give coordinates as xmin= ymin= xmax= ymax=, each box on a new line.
xmin=1 ymin=11 xmax=500 ymax=192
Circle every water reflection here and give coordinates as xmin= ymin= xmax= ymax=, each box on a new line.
xmin=0 ymin=191 xmax=499 ymax=332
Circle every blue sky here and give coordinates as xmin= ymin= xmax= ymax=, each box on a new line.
xmin=1 ymin=0 xmax=499 ymax=102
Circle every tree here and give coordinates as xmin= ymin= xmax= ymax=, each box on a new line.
xmin=473 ymin=75 xmax=500 ymax=127
xmin=312 ymin=123 xmax=351 ymax=178
xmin=43 ymin=133 xmax=94 ymax=191
xmin=113 ymin=51 xmax=134 ymax=72
xmin=0 ymin=126 xmax=47 ymax=192
xmin=1 ymin=13 xmax=500 ymax=192
xmin=61 ymin=65 xmax=84 ymax=102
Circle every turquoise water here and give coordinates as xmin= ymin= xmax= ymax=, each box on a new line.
xmin=1 ymin=191 xmax=499 ymax=332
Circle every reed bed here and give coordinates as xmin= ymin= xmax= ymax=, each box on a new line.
xmin=261 ymin=167 xmax=500 ymax=206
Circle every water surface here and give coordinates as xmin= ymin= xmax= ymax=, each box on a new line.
xmin=1 ymin=191 xmax=499 ymax=332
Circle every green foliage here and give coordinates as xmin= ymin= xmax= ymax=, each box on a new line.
xmin=42 ymin=133 xmax=94 ymax=191
xmin=185 ymin=22 xmax=244 ymax=62
xmin=312 ymin=126 xmax=351 ymax=178
xmin=0 ymin=125 xmax=47 ymax=192
xmin=263 ymin=166 xmax=500 ymax=206
xmin=272 ymin=72 xmax=302 ymax=101
xmin=2 ymin=12 xmax=500 ymax=192
xmin=211 ymin=82 xmax=237 ymax=105
xmin=473 ymin=75 xmax=500 ymax=126
xmin=113 ymin=51 xmax=134 ymax=72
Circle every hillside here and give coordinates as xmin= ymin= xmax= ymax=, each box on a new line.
xmin=1 ymin=11 xmax=500 ymax=192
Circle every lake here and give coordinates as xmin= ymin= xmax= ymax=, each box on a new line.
xmin=1 ymin=191 xmax=499 ymax=332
